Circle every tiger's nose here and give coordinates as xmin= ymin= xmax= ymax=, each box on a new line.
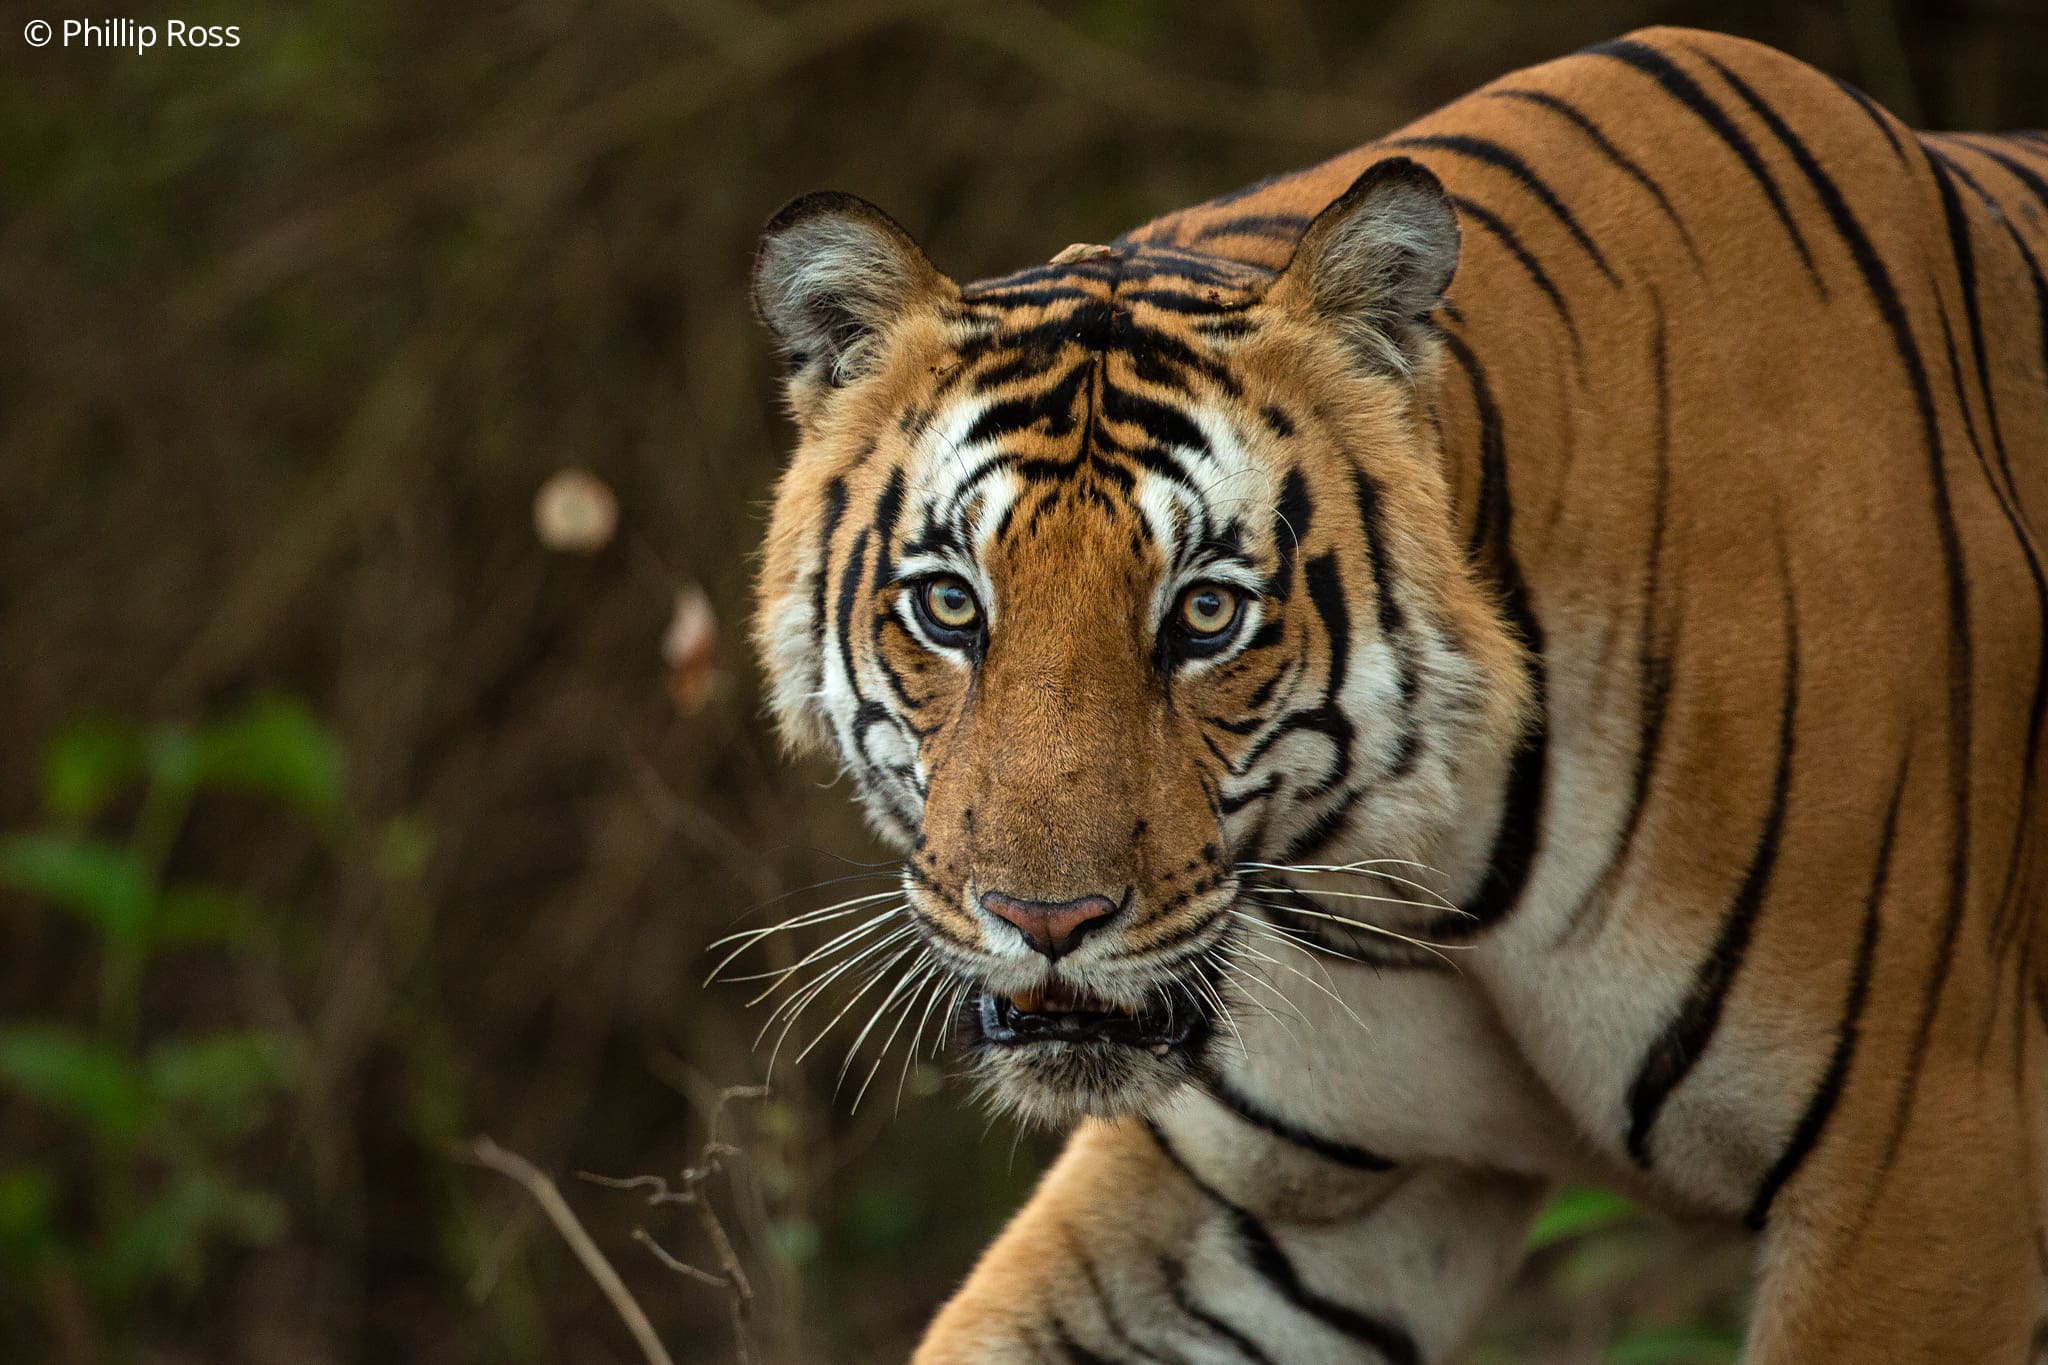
xmin=980 ymin=891 xmax=1119 ymax=961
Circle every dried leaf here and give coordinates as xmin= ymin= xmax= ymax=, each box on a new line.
xmin=663 ymin=586 xmax=720 ymax=714
xmin=533 ymin=469 xmax=618 ymax=554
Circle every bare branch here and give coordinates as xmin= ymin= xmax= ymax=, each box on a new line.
xmin=578 ymin=1083 xmax=769 ymax=1365
xmin=461 ymin=1137 xmax=677 ymax=1365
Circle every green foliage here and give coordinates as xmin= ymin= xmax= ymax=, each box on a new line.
xmin=0 ymin=833 xmax=152 ymax=945
xmin=0 ymin=696 xmax=339 ymax=1345
xmin=1513 ymin=1187 xmax=1746 ymax=1363
xmin=1526 ymin=1185 xmax=1640 ymax=1251
xmin=1606 ymin=1326 xmax=1742 ymax=1364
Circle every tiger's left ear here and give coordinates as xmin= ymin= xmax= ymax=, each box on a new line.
xmin=1268 ymin=157 xmax=1460 ymax=377
xmin=753 ymin=191 xmax=953 ymax=427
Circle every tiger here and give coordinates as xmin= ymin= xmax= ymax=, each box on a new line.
xmin=745 ymin=25 xmax=2048 ymax=1364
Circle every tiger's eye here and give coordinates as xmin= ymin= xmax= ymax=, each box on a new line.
xmin=923 ymin=576 xmax=981 ymax=631
xmin=1179 ymin=584 xmax=1239 ymax=636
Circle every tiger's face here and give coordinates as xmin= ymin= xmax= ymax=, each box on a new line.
xmin=751 ymin=163 xmax=1531 ymax=1125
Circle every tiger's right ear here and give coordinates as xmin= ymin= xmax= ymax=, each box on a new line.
xmin=752 ymin=191 xmax=951 ymax=426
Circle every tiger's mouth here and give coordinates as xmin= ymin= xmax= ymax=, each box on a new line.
xmin=974 ymin=980 xmax=1206 ymax=1051
xmin=963 ymin=974 xmax=1212 ymax=1125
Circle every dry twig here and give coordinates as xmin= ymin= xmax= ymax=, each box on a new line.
xmin=461 ymin=1137 xmax=678 ymax=1365
xmin=581 ymin=1084 xmax=770 ymax=1365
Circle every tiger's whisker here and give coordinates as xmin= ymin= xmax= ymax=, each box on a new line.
xmin=753 ymin=924 xmax=917 ymax=1044
xmin=1248 ymin=883 xmax=1465 ymax=916
xmin=1211 ymin=954 xmax=1304 ymax=1048
xmin=1241 ymin=899 xmax=1468 ymax=969
xmin=763 ymin=937 xmax=919 ymax=1073
xmin=709 ymin=869 xmax=902 ymax=935
xmin=737 ymin=910 xmax=907 ymax=1001
xmin=1229 ymin=911 xmax=1372 ymax=968
xmin=794 ymin=943 xmax=925 ymax=1068
xmin=1183 ymin=966 xmax=1245 ymax=1052
xmin=1237 ymin=861 xmax=1461 ymax=910
xmin=1227 ymin=929 xmax=1370 ymax=1031
xmin=706 ymin=885 xmax=904 ymax=955
xmin=843 ymin=956 xmax=939 ymax=1106
xmin=705 ymin=887 xmax=906 ymax=978
xmin=890 ymin=969 xmax=956 ymax=1115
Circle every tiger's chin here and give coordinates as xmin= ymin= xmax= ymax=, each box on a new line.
xmin=964 ymin=986 xmax=1213 ymax=1128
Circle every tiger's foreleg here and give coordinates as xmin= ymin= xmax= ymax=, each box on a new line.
xmin=913 ymin=1116 xmax=1544 ymax=1364
xmin=1741 ymin=1019 xmax=2047 ymax=1362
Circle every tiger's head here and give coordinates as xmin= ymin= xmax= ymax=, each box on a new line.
xmin=750 ymin=160 xmax=1532 ymax=1125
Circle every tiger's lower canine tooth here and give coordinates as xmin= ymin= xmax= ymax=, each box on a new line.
xmin=1010 ymin=989 xmax=1043 ymax=1012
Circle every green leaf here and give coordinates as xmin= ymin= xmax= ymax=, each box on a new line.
xmin=153 ymin=885 xmax=251 ymax=946
xmin=1526 ymin=1185 xmax=1640 ymax=1250
xmin=96 ymin=1170 xmax=287 ymax=1296
xmin=189 ymin=695 xmax=343 ymax=822
xmin=1607 ymin=1325 xmax=1742 ymax=1364
xmin=0 ymin=1028 xmax=149 ymax=1144
xmin=0 ymin=832 xmax=152 ymax=945
xmin=0 ymin=1167 xmax=58 ymax=1266
xmin=41 ymin=717 xmax=145 ymax=823
xmin=375 ymin=816 xmax=433 ymax=882
xmin=145 ymin=724 xmax=198 ymax=793
xmin=147 ymin=1031 xmax=299 ymax=1136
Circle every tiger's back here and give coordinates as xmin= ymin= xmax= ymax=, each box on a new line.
xmin=1143 ymin=24 xmax=2048 ymax=1269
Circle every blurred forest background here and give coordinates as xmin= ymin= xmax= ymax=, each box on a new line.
xmin=3 ymin=0 xmax=2045 ymax=1361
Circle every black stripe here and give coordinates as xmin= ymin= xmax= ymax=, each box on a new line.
xmin=1830 ymin=76 xmax=1907 ymax=162
xmin=1268 ymin=468 xmax=1312 ymax=600
xmin=1066 ymin=1237 xmax=1171 ymax=1365
xmin=1945 ymin=136 xmax=2048 ymax=207
xmin=868 ymin=467 xmax=905 ymax=587
xmin=1351 ymin=467 xmax=1409 ymax=663
xmin=1157 ymin=1256 xmax=1277 ymax=1365
xmin=1242 ymin=658 xmax=1294 ymax=711
xmin=1383 ymin=133 xmax=1621 ymax=286
xmin=1191 ymin=213 xmax=1311 ymax=245
xmin=1122 ymin=288 xmax=1253 ymax=316
xmin=963 ymin=362 xmax=1088 ymax=447
xmin=1484 ymin=87 xmax=1703 ymax=265
xmin=1558 ymin=293 xmax=1676 ymax=944
xmin=1923 ymin=147 xmax=2048 ymax=959
xmin=1257 ymin=553 xmax=1354 ymax=801
xmin=1745 ymin=751 xmax=1906 ymax=1228
xmin=1626 ymin=548 xmax=1798 ymax=1168
xmin=1050 ymin=1318 xmax=1120 ymax=1365
xmin=1218 ymin=772 xmax=1280 ymax=816
xmin=1436 ymin=331 xmax=1546 ymax=937
xmin=1351 ymin=464 xmax=1421 ymax=776
xmin=809 ymin=478 xmax=849 ymax=650
xmin=1923 ymin=148 xmax=2024 ymax=502
xmin=1143 ymin=1122 xmax=1420 ymax=1365
xmin=1447 ymin=193 xmax=1581 ymax=356
xmin=1129 ymin=245 xmax=1276 ymax=287
xmin=1697 ymin=48 xmax=1974 ymax=1202
xmin=962 ymin=284 xmax=1098 ymax=309
xmin=1099 ymin=378 xmax=1210 ymax=455
xmin=834 ymin=529 xmax=869 ymax=697
xmin=1936 ymin=143 xmax=2048 ymax=388
xmin=964 ymin=259 xmax=1118 ymax=295
xmin=1205 ymin=1072 xmax=1397 ymax=1171
xmin=1588 ymin=38 xmax=1824 ymax=293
